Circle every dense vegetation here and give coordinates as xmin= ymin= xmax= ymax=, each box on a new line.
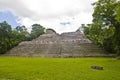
xmin=0 ymin=21 xmax=45 ymax=54
xmin=0 ymin=57 xmax=120 ymax=80
xmin=84 ymin=0 xmax=120 ymax=55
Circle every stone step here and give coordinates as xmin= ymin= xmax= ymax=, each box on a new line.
xmin=5 ymin=29 xmax=113 ymax=57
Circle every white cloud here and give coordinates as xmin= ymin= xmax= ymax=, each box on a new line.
xmin=0 ymin=0 xmax=98 ymax=33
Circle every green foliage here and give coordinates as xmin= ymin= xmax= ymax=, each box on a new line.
xmin=0 ymin=57 xmax=120 ymax=80
xmin=92 ymin=0 xmax=117 ymax=26
xmin=84 ymin=27 xmax=89 ymax=36
xmin=0 ymin=22 xmax=31 ymax=54
xmin=84 ymin=24 xmax=114 ymax=47
xmin=0 ymin=21 xmax=46 ymax=54
xmin=86 ymin=0 xmax=120 ymax=54
xmin=114 ymin=2 xmax=120 ymax=54
xmin=15 ymin=25 xmax=31 ymax=41
xmin=0 ymin=21 xmax=12 ymax=54
xmin=103 ymin=37 xmax=115 ymax=53
xmin=30 ymin=24 xmax=45 ymax=39
xmin=11 ymin=30 xmax=25 ymax=46
xmin=116 ymin=1 xmax=120 ymax=23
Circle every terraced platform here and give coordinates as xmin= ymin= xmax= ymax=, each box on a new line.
xmin=6 ymin=29 xmax=113 ymax=57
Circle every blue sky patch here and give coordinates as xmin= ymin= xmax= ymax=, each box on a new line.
xmin=0 ymin=11 xmax=20 ymax=29
xmin=60 ymin=22 xmax=71 ymax=26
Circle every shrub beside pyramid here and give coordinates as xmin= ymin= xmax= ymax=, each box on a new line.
xmin=6 ymin=29 xmax=113 ymax=57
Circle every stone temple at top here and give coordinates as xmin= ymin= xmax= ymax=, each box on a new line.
xmin=6 ymin=28 xmax=111 ymax=57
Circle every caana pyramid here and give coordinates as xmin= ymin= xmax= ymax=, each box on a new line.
xmin=6 ymin=29 xmax=113 ymax=57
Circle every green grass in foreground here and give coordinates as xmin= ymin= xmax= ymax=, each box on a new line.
xmin=0 ymin=57 xmax=120 ymax=80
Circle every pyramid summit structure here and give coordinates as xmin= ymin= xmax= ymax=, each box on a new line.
xmin=6 ymin=29 xmax=113 ymax=57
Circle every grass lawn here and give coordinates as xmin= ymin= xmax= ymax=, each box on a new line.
xmin=0 ymin=57 xmax=120 ymax=80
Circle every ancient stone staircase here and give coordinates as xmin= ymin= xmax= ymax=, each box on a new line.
xmin=5 ymin=29 xmax=114 ymax=57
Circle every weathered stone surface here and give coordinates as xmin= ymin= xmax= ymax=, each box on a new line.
xmin=117 ymin=56 xmax=120 ymax=60
xmin=91 ymin=65 xmax=103 ymax=70
xmin=5 ymin=29 xmax=113 ymax=57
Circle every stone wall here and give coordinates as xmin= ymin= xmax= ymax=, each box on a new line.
xmin=5 ymin=29 xmax=113 ymax=57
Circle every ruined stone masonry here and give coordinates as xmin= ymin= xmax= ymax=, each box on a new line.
xmin=6 ymin=29 xmax=113 ymax=57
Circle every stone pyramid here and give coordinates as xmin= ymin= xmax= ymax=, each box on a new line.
xmin=6 ymin=29 xmax=112 ymax=57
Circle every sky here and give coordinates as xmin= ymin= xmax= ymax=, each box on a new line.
xmin=0 ymin=11 xmax=20 ymax=28
xmin=0 ymin=0 xmax=98 ymax=33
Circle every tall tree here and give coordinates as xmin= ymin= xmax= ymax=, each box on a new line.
xmin=15 ymin=25 xmax=30 ymax=41
xmin=0 ymin=21 xmax=46 ymax=54
xmin=91 ymin=0 xmax=120 ymax=54
xmin=0 ymin=21 xmax=12 ymax=54
xmin=30 ymin=24 xmax=45 ymax=39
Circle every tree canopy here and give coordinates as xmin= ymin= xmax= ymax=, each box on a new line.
xmin=30 ymin=24 xmax=45 ymax=40
xmin=84 ymin=0 xmax=120 ymax=54
xmin=0 ymin=21 xmax=45 ymax=54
